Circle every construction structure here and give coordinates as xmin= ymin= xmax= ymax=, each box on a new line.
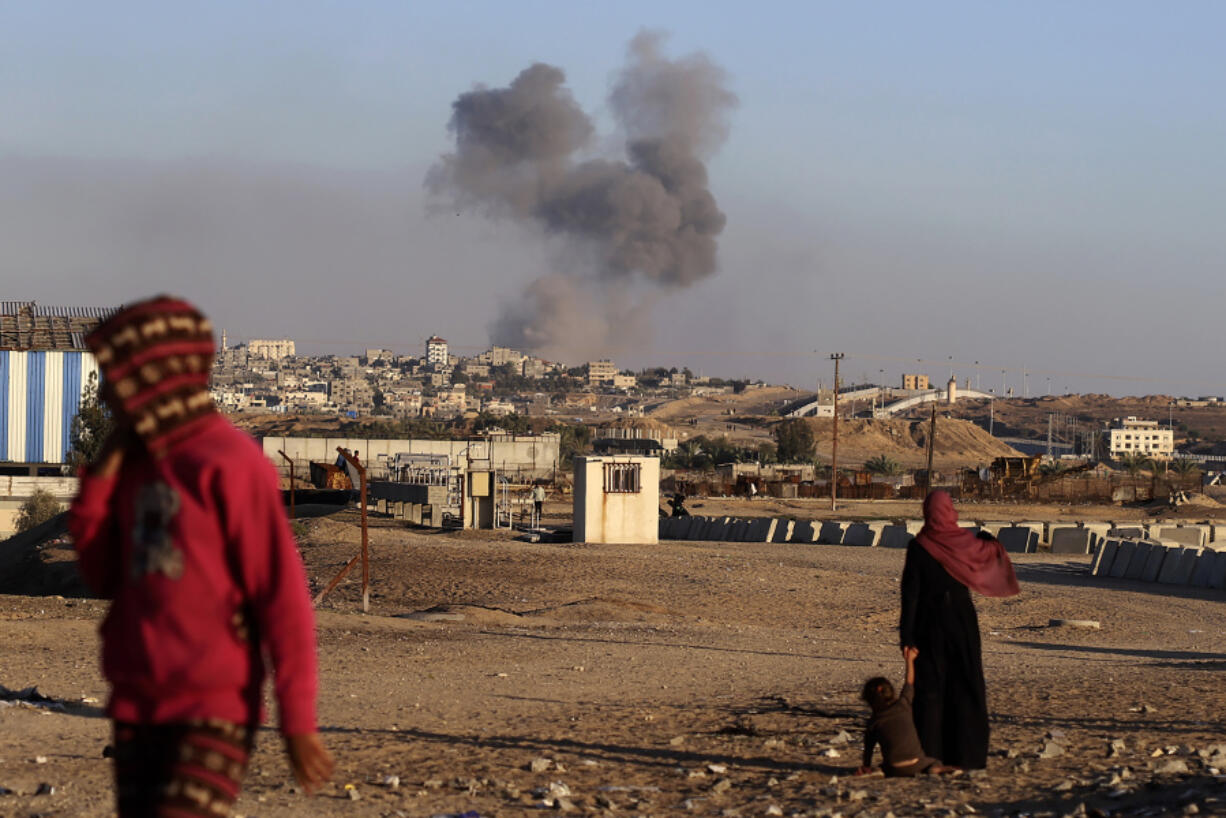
xmin=573 ymin=455 xmax=660 ymax=544
xmin=0 ymin=302 xmax=117 ymax=470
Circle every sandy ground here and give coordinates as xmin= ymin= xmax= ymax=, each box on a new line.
xmin=2 ymin=507 xmax=1225 ymax=818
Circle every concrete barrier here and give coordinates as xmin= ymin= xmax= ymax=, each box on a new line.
xmin=1109 ymin=540 xmax=1138 ymax=578
xmin=1015 ymin=521 xmax=1046 ymax=543
xmin=817 ymin=521 xmax=845 ymax=544
xmin=770 ymin=519 xmax=794 ymax=543
xmin=1190 ymin=549 xmax=1219 ymax=587
xmin=979 ymin=521 xmax=1009 ymax=538
xmin=879 ymin=525 xmax=913 ymax=549
xmin=1159 ymin=546 xmax=1202 ymax=585
xmin=1050 ymin=527 xmax=1096 ymax=555
xmin=786 ymin=520 xmax=814 ymax=543
xmin=1157 ymin=526 xmax=1208 ymax=548
xmin=1091 ymin=539 xmax=1119 ymax=576
xmin=702 ymin=517 xmax=732 ymax=541
xmin=998 ymin=526 xmax=1039 ymax=554
xmin=842 ymin=522 xmax=881 ymax=547
xmin=1209 ymin=551 xmax=1226 ymax=590
xmin=1140 ymin=542 xmax=1172 ymax=583
xmin=745 ymin=518 xmax=775 ymax=542
xmin=1082 ymin=523 xmax=1112 ymax=542
xmin=1109 ymin=526 xmax=1145 ymax=540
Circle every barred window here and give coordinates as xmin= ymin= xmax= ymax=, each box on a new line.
xmin=603 ymin=462 xmax=641 ymax=493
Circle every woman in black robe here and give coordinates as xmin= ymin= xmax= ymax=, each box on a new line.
xmin=900 ymin=491 xmax=1019 ymax=769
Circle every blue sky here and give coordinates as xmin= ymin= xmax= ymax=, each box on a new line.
xmin=3 ymin=1 xmax=1223 ymax=395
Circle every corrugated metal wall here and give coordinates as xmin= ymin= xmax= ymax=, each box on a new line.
xmin=0 ymin=350 xmax=97 ymax=464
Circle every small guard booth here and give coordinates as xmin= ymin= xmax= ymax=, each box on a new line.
xmin=572 ymin=455 xmax=659 ymax=544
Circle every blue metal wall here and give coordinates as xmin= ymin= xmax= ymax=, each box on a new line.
xmin=0 ymin=350 xmax=98 ymax=464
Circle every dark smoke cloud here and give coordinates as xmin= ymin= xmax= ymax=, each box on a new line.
xmin=427 ymin=31 xmax=736 ymax=360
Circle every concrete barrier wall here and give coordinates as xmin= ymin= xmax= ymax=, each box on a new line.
xmin=655 ymin=518 xmax=1224 ymax=597
xmin=998 ymin=527 xmax=1038 ymax=554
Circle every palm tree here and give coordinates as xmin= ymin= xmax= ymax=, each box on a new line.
xmin=1038 ymin=461 xmax=1066 ymax=477
xmin=1117 ymin=452 xmax=1151 ymax=477
xmin=1169 ymin=457 xmax=1202 ymax=490
xmin=864 ymin=454 xmax=903 ymax=476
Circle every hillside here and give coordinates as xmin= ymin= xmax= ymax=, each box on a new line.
xmin=789 ymin=416 xmax=1022 ymax=469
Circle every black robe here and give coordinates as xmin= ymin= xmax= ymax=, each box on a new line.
xmin=899 ymin=540 xmax=989 ymax=769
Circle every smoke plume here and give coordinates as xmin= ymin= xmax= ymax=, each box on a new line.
xmin=427 ymin=31 xmax=736 ymax=360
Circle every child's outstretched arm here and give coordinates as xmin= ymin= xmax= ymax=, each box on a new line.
xmin=903 ymin=645 xmax=918 ymax=686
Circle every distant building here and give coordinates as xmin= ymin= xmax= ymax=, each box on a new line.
xmin=480 ymin=346 xmax=524 ymax=368
xmin=587 ymin=359 xmax=617 ymax=386
xmin=902 ymin=373 xmax=930 ymax=390
xmin=248 ymin=338 xmax=295 ymax=360
xmin=612 ymin=373 xmax=637 ymax=390
xmin=365 ymin=348 xmax=395 ymax=363
xmin=0 ymin=301 xmax=118 ymax=468
xmin=426 ymin=336 xmax=449 ymax=367
xmin=1106 ymin=417 xmax=1174 ymax=460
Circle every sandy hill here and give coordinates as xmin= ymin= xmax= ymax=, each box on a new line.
xmin=791 ymin=416 xmax=1022 ymax=469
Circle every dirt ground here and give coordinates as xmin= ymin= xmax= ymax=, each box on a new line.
xmin=2 ymin=505 xmax=1225 ymax=818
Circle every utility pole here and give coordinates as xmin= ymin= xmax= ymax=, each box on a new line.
xmin=830 ymin=353 xmax=844 ymax=511
xmin=924 ymin=403 xmax=937 ymax=496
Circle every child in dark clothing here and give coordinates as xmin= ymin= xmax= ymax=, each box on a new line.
xmin=857 ymin=647 xmax=953 ymax=777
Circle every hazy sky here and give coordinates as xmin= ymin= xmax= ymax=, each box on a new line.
xmin=3 ymin=1 xmax=1223 ymax=396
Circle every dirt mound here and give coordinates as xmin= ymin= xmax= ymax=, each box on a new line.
xmin=795 ymin=416 xmax=1021 ymax=468
xmin=0 ymin=514 xmax=89 ymax=598
xmin=522 ymin=596 xmax=679 ymax=625
xmin=398 ymin=604 xmax=525 ymax=626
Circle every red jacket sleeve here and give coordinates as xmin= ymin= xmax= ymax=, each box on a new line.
xmin=221 ymin=455 xmax=319 ymax=736
xmin=68 ymin=469 xmax=122 ymax=598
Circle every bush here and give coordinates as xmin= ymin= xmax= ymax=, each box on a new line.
xmin=15 ymin=489 xmax=63 ymax=533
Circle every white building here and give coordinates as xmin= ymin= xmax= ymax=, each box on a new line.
xmin=572 ymin=455 xmax=660 ymax=544
xmin=426 ymin=336 xmax=449 ymax=367
xmin=247 ymin=339 xmax=296 ymax=360
xmin=1106 ymin=417 xmax=1174 ymax=459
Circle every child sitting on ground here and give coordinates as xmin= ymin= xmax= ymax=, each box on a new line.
xmin=857 ymin=646 xmax=954 ymax=777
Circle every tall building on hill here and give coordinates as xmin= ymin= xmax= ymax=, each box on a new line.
xmin=426 ymin=336 xmax=448 ymax=367
xmin=588 ymin=359 xmax=617 ymax=386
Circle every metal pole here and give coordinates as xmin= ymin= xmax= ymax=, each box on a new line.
xmin=925 ymin=403 xmax=937 ymax=496
xmin=830 ymin=353 xmax=844 ymax=511
xmin=334 ymin=447 xmax=369 ymax=613
xmin=278 ymin=450 xmax=295 ymax=522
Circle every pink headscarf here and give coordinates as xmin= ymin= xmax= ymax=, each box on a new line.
xmin=916 ymin=490 xmax=1020 ymax=598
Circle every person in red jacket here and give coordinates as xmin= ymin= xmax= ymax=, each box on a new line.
xmin=69 ymin=296 xmax=333 ymax=817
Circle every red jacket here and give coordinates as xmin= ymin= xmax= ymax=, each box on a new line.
xmin=70 ymin=414 xmax=317 ymax=736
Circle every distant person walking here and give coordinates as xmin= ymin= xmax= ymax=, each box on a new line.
xmin=899 ymin=490 xmax=1019 ymax=769
xmin=531 ymin=483 xmax=547 ymax=524
xmin=69 ymin=296 xmax=333 ymax=816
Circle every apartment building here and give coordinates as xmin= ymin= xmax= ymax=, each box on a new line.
xmin=1106 ymin=417 xmax=1174 ymax=459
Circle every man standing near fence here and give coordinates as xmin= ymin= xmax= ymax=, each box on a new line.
xmin=531 ymin=482 xmax=547 ymax=526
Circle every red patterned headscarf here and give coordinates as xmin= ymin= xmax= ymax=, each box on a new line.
xmin=86 ymin=296 xmax=217 ymax=456
xmin=915 ymin=490 xmax=1020 ymax=597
